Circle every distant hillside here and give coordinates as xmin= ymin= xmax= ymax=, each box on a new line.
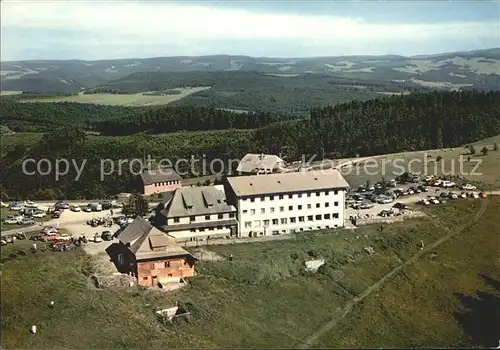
xmin=15 ymin=71 xmax=422 ymax=116
xmin=1 ymin=48 xmax=498 ymax=94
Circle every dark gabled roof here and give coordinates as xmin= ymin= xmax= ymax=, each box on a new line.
xmin=159 ymin=185 xmax=236 ymax=218
xmin=116 ymin=216 xmax=152 ymax=247
xmin=140 ymin=168 xmax=182 ymax=186
xmin=116 ymin=216 xmax=193 ymax=261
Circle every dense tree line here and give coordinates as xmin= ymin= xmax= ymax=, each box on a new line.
xmin=256 ymin=90 xmax=500 ymax=159
xmin=93 ymin=106 xmax=291 ymax=135
xmin=0 ymin=100 xmax=138 ymax=132
xmin=1 ymin=91 xmax=499 ymax=200
xmin=0 ymin=100 xmax=290 ymax=134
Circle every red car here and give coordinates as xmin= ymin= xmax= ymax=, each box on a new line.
xmin=41 ymin=235 xmax=60 ymax=242
xmin=479 ymin=192 xmax=487 ymax=199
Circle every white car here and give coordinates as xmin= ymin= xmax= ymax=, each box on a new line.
xmin=459 ymin=192 xmax=468 ymax=199
xmin=70 ymin=206 xmax=82 ymax=212
xmin=461 ymin=184 xmax=477 ymax=191
xmin=4 ymin=218 xmax=19 ymax=224
xmin=10 ymin=205 xmax=23 ymax=211
xmin=427 ymin=196 xmax=440 ymax=204
xmin=25 ymin=201 xmax=38 ymax=208
xmin=378 ymin=198 xmax=394 ymax=204
xmin=94 ymin=234 xmax=102 ymax=243
xmin=84 ymin=207 xmax=92 ymax=212
xmin=442 ymin=181 xmax=456 ymax=188
xmin=57 ymin=234 xmax=72 ymax=241
xmin=33 ymin=212 xmax=46 ymax=218
xmin=418 ymin=198 xmax=430 ymax=205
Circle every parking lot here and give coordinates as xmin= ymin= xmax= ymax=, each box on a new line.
xmin=344 ymin=177 xmax=486 ymax=225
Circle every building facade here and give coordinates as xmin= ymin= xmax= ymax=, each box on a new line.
xmin=155 ymin=185 xmax=238 ymax=242
xmin=110 ymin=217 xmax=197 ymax=287
xmin=140 ymin=168 xmax=182 ymax=196
xmin=225 ymin=170 xmax=349 ymax=237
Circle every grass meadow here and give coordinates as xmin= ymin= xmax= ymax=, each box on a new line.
xmin=343 ymin=135 xmax=500 ymax=189
xmin=1 ymin=197 xmax=498 ymax=348
xmin=21 ymin=87 xmax=212 ymax=106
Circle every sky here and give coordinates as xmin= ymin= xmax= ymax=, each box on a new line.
xmin=1 ymin=0 xmax=499 ymax=61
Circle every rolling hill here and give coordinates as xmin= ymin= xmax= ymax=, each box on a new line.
xmin=1 ymin=48 xmax=499 ymax=94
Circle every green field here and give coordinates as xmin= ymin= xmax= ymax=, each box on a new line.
xmin=343 ymin=135 xmax=500 ymax=189
xmin=0 ymin=90 xmax=23 ymax=96
xmin=1 ymin=197 xmax=498 ymax=348
xmin=22 ymin=87 xmax=212 ymax=106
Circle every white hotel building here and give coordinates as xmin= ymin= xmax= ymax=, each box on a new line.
xmin=225 ymin=170 xmax=350 ymax=237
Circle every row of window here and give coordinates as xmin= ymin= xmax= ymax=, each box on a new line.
xmin=243 ymin=213 xmax=340 ymax=228
xmin=242 ymin=190 xmax=340 ymax=202
xmin=153 ymin=180 xmax=180 ymax=187
xmin=243 ymin=202 xmax=339 ymax=215
xmin=189 ymin=226 xmax=232 ymax=232
xmin=172 ymin=212 xmax=236 ymax=223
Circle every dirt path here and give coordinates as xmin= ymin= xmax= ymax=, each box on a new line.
xmin=296 ymin=198 xmax=489 ymax=349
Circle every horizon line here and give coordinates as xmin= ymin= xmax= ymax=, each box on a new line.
xmin=2 ymin=47 xmax=499 ymax=63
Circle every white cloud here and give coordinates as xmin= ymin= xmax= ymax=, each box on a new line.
xmin=0 ymin=1 xmax=498 ymax=59
xmin=1 ymin=1 xmax=497 ymax=40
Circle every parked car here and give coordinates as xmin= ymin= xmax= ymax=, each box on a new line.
xmin=1 ymin=237 xmax=15 ymax=246
xmin=351 ymin=201 xmax=364 ymax=209
xmin=393 ymin=202 xmax=409 ymax=210
xmin=441 ymin=180 xmax=456 ymax=188
xmin=352 ymin=194 xmax=364 ymax=201
xmin=84 ymin=206 xmax=92 ymax=212
xmin=439 ymin=192 xmax=449 ymax=198
xmin=57 ymin=233 xmax=72 ymax=241
xmin=101 ymin=231 xmax=113 ymax=241
xmin=359 ymin=203 xmax=374 ymax=209
xmin=448 ymin=192 xmax=458 ymax=199
xmin=468 ymin=192 xmax=479 ymax=199
xmin=10 ymin=204 xmax=23 ymax=211
xmin=417 ymin=198 xmax=430 ymax=205
xmin=402 ymin=189 xmax=414 ymax=196
xmin=427 ymin=196 xmax=440 ymax=204
xmin=41 ymin=235 xmax=60 ymax=242
xmin=55 ymin=201 xmax=70 ymax=209
xmin=409 ymin=187 xmax=421 ymax=194
xmin=3 ymin=217 xmax=19 ymax=224
xmin=377 ymin=197 xmax=394 ymax=204
xmin=51 ymin=241 xmax=76 ymax=251
xmin=70 ymin=205 xmax=81 ymax=212
xmin=378 ymin=209 xmax=395 ymax=217
xmin=459 ymin=192 xmax=468 ymax=199
xmin=101 ymin=201 xmax=112 ymax=210
xmin=21 ymin=218 xmax=35 ymax=225
xmin=461 ymin=184 xmax=477 ymax=191
xmin=417 ymin=185 xmax=429 ymax=192
xmin=479 ymin=192 xmax=487 ymax=199
xmin=25 ymin=201 xmax=38 ymax=209
xmin=32 ymin=211 xmax=46 ymax=218
xmin=15 ymin=232 xmax=27 ymax=239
